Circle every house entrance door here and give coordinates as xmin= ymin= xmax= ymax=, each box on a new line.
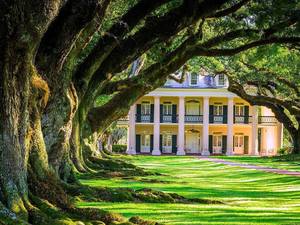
xmin=185 ymin=133 xmax=200 ymax=154
xmin=234 ymin=135 xmax=244 ymax=154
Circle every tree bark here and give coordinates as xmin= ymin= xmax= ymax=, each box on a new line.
xmin=0 ymin=49 xmax=31 ymax=219
xmin=291 ymin=131 xmax=300 ymax=154
xmin=70 ymin=112 xmax=89 ymax=173
xmin=41 ymin=84 xmax=78 ymax=181
xmin=0 ymin=0 xmax=64 ymax=218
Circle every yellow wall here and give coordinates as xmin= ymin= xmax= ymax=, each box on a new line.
xmin=209 ymin=97 xmax=228 ymax=105
xmin=160 ymin=125 xmax=177 ymax=134
xmin=136 ymin=96 xmax=154 ymax=104
xmin=209 ymin=126 xmax=227 ymax=135
xmin=233 ymin=126 xmax=251 ymax=136
xmin=234 ymin=97 xmax=249 ymax=106
xmin=136 ymin=125 xmax=153 ymax=134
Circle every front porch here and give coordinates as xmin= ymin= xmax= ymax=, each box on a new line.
xmin=134 ymin=124 xmax=263 ymax=156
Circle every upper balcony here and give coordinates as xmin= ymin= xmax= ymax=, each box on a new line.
xmin=258 ymin=116 xmax=277 ymax=125
xmin=234 ymin=116 xmax=252 ymax=124
xmin=136 ymin=114 xmax=153 ymax=123
xmin=161 ymin=114 xmax=177 ymax=123
xmin=209 ymin=115 xmax=226 ymax=124
xmin=117 ymin=116 xmax=129 ymax=126
xmin=185 ymin=115 xmax=203 ymax=123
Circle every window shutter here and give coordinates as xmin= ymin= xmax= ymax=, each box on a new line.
xmin=159 ymin=135 xmax=162 ymax=151
xmin=244 ymin=136 xmax=249 ymax=154
xmin=222 ymin=135 xmax=227 ymax=154
xmin=136 ymin=134 xmax=141 ymax=153
xmin=223 ymin=105 xmax=228 ymax=124
xmin=160 ymin=104 xmax=163 ymax=122
xmin=233 ymin=105 xmax=236 ymax=123
xmin=136 ymin=104 xmax=141 ymax=122
xmin=150 ymin=104 xmax=154 ymax=122
xmin=150 ymin=135 xmax=154 ymax=152
xmin=209 ymin=135 xmax=213 ymax=154
xmin=172 ymin=104 xmax=177 ymax=123
xmin=209 ymin=105 xmax=214 ymax=123
xmin=244 ymin=106 xmax=249 ymax=124
xmin=172 ymin=135 xmax=177 ymax=153
xmin=233 ymin=136 xmax=235 ymax=153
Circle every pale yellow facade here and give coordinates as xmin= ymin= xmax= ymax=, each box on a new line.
xmin=125 ymin=84 xmax=282 ymax=156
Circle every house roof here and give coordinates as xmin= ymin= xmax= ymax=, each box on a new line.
xmin=163 ymin=73 xmax=227 ymax=89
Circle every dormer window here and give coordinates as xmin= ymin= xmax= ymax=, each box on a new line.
xmin=217 ymin=74 xmax=226 ymax=86
xmin=190 ymin=73 xmax=198 ymax=86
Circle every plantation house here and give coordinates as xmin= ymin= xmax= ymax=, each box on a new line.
xmin=123 ymin=71 xmax=283 ymax=156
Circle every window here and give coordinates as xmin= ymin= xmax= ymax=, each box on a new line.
xmin=217 ymin=74 xmax=225 ymax=86
xmin=234 ymin=135 xmax=244 ymax=148
xmin=213 ymin=105 xmax=223 ymax=115
xmin=185 ymin=102 xmax=200 ymax=115
xmin=163 ymin=134 xmax=172 ymax=147
xmin=190 ymin=73 xmax=198 ymax=85
xmin=213 ymin=135 xmax=222 ymax=147
xmin=141 ymin=102 xmax=150 ymax=115
xmin=235 ymin=105 xmax=244 ymax=116
xmin=141 ymin=134 xmax=151 ymax=147
xmin=163 ymin=103 xmax=172 ymax=115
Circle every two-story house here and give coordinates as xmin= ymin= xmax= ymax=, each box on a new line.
xmin=125 ymin=71 xmax=283 ymax=156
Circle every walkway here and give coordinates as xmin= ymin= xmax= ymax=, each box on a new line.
xmin=199 ymin=157 xmax=300 ymax=177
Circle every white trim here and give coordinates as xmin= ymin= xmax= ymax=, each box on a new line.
xmin=146 ymin=88 xmax=236 ymax=98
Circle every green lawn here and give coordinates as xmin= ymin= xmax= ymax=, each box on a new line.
xmin=215 ymin=155 xmax=300 ymax=172
xmin=79 ymin=156 xmax=300 ymax=225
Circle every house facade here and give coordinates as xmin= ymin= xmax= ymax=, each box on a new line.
xmin=125 ymin=72 xmax=283 ymax=156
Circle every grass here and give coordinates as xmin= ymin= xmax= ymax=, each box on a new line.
xmin=78 ymin=156 xmax=300 ymax=225
xmin=215 ymin=155 xmax=300 ymax=172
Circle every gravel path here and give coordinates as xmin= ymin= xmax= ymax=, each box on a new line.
xmin=198 ymin=157 xmax=300 ymax=177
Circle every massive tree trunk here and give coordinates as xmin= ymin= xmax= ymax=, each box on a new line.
xmin=0 ymin=0 xmax=64 ymax=219
xmin=42 ymin=85 xmax=78 ymax=181
xmin=0 ymin=48 xmax=32 ymax=219
xmin=291 ymin=130 xmax=300 ymax=154
xmin=70 ymin=112 xmax=89 ymax=173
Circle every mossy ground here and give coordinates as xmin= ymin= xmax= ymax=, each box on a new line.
xmin=1 ymin=157 xmax=164 ymax=225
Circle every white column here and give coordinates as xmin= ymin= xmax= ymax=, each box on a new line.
xmin=177 ymin=96 xmax=185 ymax=155
xmin=152 ymin=96 xmax=161 ymax=155
xmin=126 ymin=104 xmax=136 ymax=154
xmin=202 ymin=97 xmax=210 ymax=156
xmin=251 ymin=106 xmax=259 ymax=155
xmin=226 ymin=97 xmax=234 ymax=155
xmin=277 ymin=123 xmax=283 ymax=150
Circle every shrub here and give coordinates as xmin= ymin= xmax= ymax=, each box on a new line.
xmin=278 ymin=147 xmax=293 ymax=155
xmin=112 ymin=144 xmax=127 ymax=153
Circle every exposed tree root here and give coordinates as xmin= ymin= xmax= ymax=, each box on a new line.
xmin=74 ymin=156 xmax=222 ymax=204
xmin=0 ymin=202 xmax=29 ymax=225
xmin=17 ymin=162 xmax=162 ymax=225
xmin=66 ymin=184 xmax=223 ymax=204
xmin=28 ymin=167 xmax=72 ymax=209
xmin=81 ymin=156 xmax=157 ymax=179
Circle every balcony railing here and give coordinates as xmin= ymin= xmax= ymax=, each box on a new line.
xmin=161 ymin=114 xmax=177 ymax=123
xmin=210 ymin=115 xmax=224 ymax=124
xmin=258 ymin=116 xmax=277 ymax=124
xmin=234 ymin=115 xmax=252 ymax=124
xmin=136 ymin=114 xmax=152 ymax=123
xmin=117 ymin=116 xmax=129 ymax=125
xmin=118 ymin=116 xmax=129 ymax=121
xmin=185 ymin=115 xmax=203 ymax=123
